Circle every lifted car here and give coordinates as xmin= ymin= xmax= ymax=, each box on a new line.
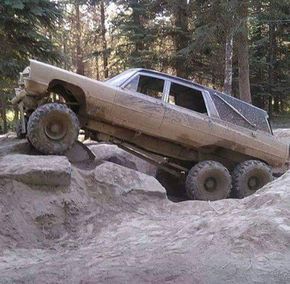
xmin=12 ymin=60 xmax=289 ymax=200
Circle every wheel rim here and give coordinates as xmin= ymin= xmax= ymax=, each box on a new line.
xmin=44 ymin=113 xmax=68 ymax=141
xmin=247 ymin=176 xmax=260 ymax=191
xmin=204 ymin=177 xmax=217 ymax=192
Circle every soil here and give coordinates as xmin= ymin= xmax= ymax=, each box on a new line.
xmin=0 ymin=133 xmax=290 ymax=283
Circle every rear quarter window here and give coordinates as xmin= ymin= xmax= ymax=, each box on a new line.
xmin=211 ymin=92 xmax=271 ymax=133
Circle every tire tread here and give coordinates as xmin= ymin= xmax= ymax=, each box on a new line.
xmin=232 ymin=160 xmax=272 ymax=198
xmin=27 ymin=103 xmax=79 ymax=154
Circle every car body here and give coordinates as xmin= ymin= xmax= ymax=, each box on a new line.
xmin=13 ymin=59 xmax=290 ymax=200
xmin=13 ymin=60 xmax=288 ymax=171
xmin=14 ymin=60 xmax=289 ymax=167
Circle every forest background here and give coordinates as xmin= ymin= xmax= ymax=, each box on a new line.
xmin=0 ymin=0 xmax=289 ymax=133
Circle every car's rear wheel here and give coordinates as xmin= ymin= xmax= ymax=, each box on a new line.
xmin=27 ymin=103 xmax=79 ymax=154
xmin=231 ymin=160 xmax=273 ymax=198
xmin=185 ymin=161 xmax=232 ymax=201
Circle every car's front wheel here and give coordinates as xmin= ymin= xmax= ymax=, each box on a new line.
xmin=27 ymin=103 xmax=80 ymax=154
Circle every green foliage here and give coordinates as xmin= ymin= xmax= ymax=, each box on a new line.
xmin=110 ymin=0 xmax=159 ymax=70
xmin=250 ymin=0 xmax=290 ymax=111
xmin=0 ymin=0 xmax=61 ymax=134
xmin=0 ymin=0 xmax=290 ymax=134
xmin=0 ymin=0 xmax=61 ymax=82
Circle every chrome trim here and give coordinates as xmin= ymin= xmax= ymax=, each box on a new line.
xmin=160 ymin=77 xmax=214 ymax=117
xmin=163 ymin=80 xmax=171 ymax=102
xmin=202 ymin=90 xmax=219 ymax=118
xmin=121 ymin=73 xmax=140 ymax=91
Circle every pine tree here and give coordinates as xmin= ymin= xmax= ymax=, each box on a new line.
xmin=167 ymin=0 xmax=191 ymax=78
xmin=0 ymin=0 xmax=61 ymax=134
xmin=111 ymin=0 xmax=158 ymax=70
xmin=0 ymin=0 xmax=61 ymax=80
xmin=250 ymin=0 xmax=290 ymax=114
xmin=236 ymin=0 xmax=252 ymax=103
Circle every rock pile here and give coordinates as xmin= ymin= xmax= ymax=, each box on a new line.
xmin=0 ymin=135 xmax=290 ymax=283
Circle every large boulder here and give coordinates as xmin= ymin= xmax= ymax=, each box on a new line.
xmin=88 ymin=142 xmax=157 ymax=176
xmin=274 ymin=128 xmax=290 ymax=143
xmin=94 ymin=161 xmax=166 ymax=198
xmin=0 ymin=154 xmax=71 ymax=186
xmin=0 ymin=135 xmax=32 ymax=157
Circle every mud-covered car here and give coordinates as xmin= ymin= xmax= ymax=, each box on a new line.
xmin=12 ymin=60 xmax=289 ymax=200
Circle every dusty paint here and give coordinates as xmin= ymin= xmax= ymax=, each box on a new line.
xmin=13 ymin=60 xmax=289 ymax=168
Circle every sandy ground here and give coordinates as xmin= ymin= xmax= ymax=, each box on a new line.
xmin=274 ymin=128 xmax=290 ymax=142
xmin=0 ymin=134 xmax=290 ymax=283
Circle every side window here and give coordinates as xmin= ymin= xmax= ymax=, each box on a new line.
xmin=125 ymin=75 xmax=139 ymax=91
xmin=168 ymin=83 xmax=208 ymax=114
xmin=124 ymin=75 xmax=164 ymax=99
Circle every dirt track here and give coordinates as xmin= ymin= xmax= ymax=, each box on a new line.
xmin=0 ymin=135 xmax=290 ymax=283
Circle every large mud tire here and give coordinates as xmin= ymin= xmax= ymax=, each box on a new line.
xmin=232 ymin=160 xmax=273 ymax=198
xmin=185 ymin=161 xmax=232 ymax=201
xmin=27 ymin=103 xmax=80 ymax=155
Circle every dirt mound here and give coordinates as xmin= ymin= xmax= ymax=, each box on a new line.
xmin=274 ymin=128 xmax=290 ymax=143
xmin=0 ymin=136 xmax=290 ymax=283
xmin=0 ymin=138 xmax=166 ymax=252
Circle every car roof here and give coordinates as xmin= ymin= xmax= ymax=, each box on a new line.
xmin=128 ymin=68 xmax=209 ymax=91
xmin=128 ymin=68 xmax=268 ymax=115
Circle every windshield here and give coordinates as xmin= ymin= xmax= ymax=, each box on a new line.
xmin=105 ymin=70 xmax=137 ymax=87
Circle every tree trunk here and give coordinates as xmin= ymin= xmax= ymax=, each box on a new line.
xmin=13 ymin=106 xmax=19 ymax=123
xmin=100 ymin=0 xmax=108 ymax=78
xmin=173 ymin=0 xmax=189 ymax=78
xmin=280 ymin=96 xmax=285 ymax=113
xmin=62 ymin=3 xmax=68 ymax=70
xmin=75 ymin=3 xmax=84 ymax=75
xmin=268 ymin=96 xmax=273 ymax=118
xmin=273 ymin=97 xmax=279 ymax=113
xmin=268 ymin=21 xmax=277 ymax=114
xmin=0 ymin=95 xmax=8 ymax=134
xmin=96 ymin=57 xmax=100 ymax=81
xmin=224 ymin=33 xmax=233 ymax=95
xmin=63 ymin=33 xmax=68 ymax=70
xmin=236 ymin=0 xmax=252 ymax=103
xmin=132 ymin=0 xmax=144 ymax=53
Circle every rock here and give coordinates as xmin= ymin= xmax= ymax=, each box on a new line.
xmin=274 ymin=128 xmax=290 ymax=144
xmin=1 ymin=171 xmax=290 ymax=283
xmin=88 ymin=142 xmax=157 ymax=176
xmin=1 ymin=136 xmax=290 ymax=283
xmin=0 ymin=137 xmax=32 ymax=157
xmin=65 ymin=141 xmax=95 ymax=164
xmin=0 ymin=154 xmax=71 ymax=186
xmin=94 ymin=161 xmax=166 ymax=198
xmin=272 ymin=129 xmax=290 ymax=175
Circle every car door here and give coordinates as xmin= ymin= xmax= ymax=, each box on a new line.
xmin=160 ymin=81 xmax=219 ymax=147
xmin=112 ymin=72 xmax=166 ymax=133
